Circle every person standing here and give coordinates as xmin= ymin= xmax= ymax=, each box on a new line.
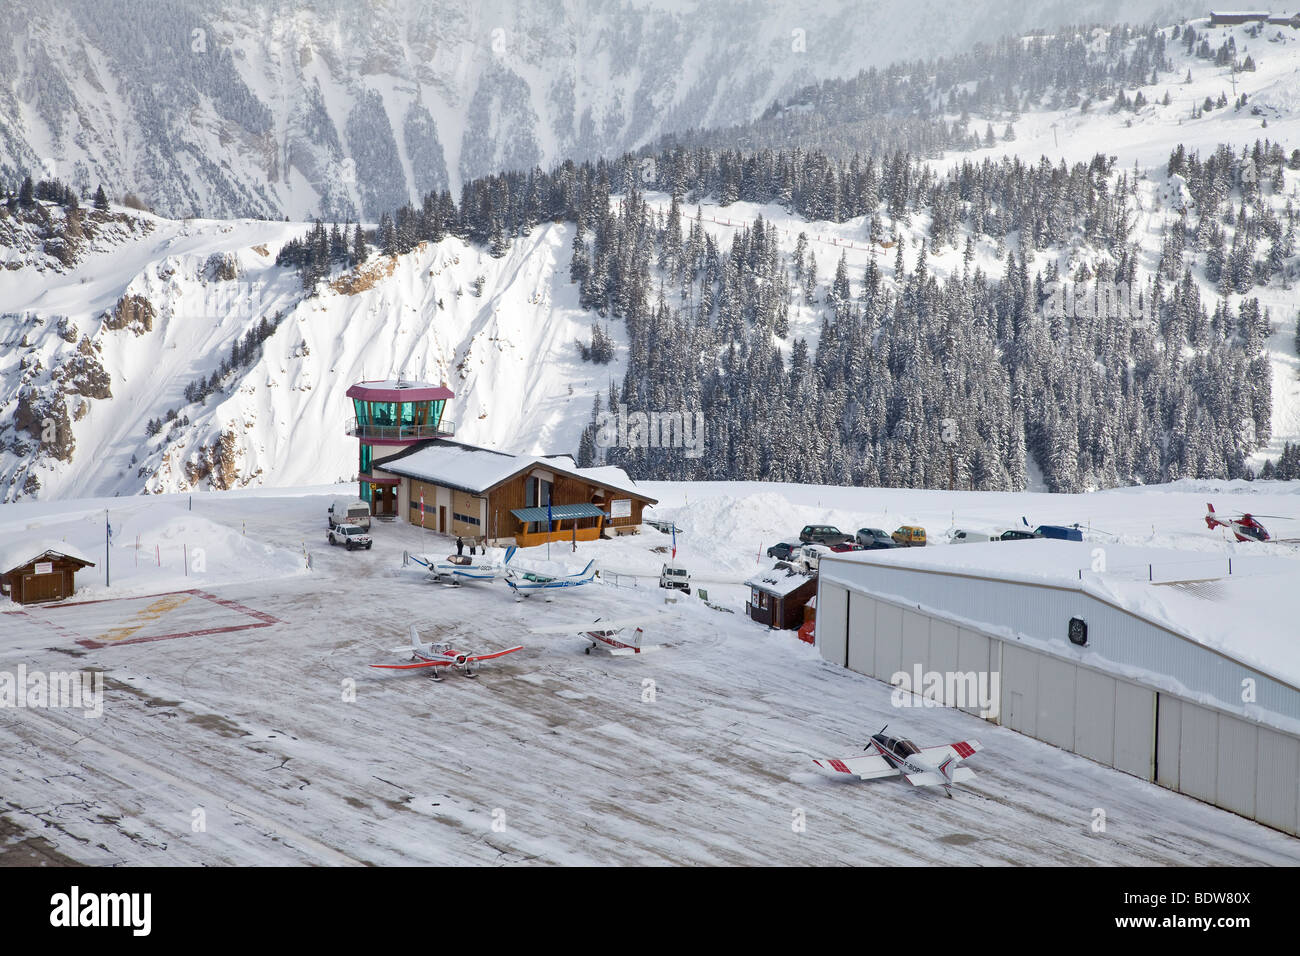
xmin=456 ymin=535 xmax=464 ymax=556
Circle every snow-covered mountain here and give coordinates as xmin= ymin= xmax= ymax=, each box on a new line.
xmin=0 ymin=203 xmax=620 ymax=500
xmin=1 ymin=0 xmax=1180 ymax=220
xmin=4 ymin=15 xmax=1299 ymax=503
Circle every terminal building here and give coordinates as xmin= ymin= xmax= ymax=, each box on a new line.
xmin=344 ymin=378 xmax=656 ymax=544
xmin=815 ymin=541 xmax=1300 ymax=836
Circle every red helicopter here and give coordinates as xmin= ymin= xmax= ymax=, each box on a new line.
xmin=1204 ymin=502 xmax=1297 ymax=543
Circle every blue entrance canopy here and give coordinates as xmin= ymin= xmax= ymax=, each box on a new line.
xmin=511 ymin=504 xmax=608 ymax=523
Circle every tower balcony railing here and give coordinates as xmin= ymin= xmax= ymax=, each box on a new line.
xmin=345 ymin=417 xmax=455 ymax=441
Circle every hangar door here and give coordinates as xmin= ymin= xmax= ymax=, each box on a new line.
xmin=816 ymin=583 xmax=848 ymax=667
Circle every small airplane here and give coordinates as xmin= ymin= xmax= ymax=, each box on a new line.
xmin=411 ymin=552 xmax=501 ymax=585
xmin=1204 ymin=502 xmax=1299 ymax=543
xmin=531 ymin=616 xmax=662 ymax=655
xmin=370 ymin=626 xmax=523 ymax=680
xmin=812 ymin=725 xmax=983 ymax=797
xmin=502 ymin=547 xmax=597 ymax=598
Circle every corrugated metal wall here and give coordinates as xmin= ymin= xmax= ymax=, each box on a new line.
xmin=818 ymin=559 xmax=1300 ymax=729
xmin=816 ymin=574 xmax=1300 ymax=836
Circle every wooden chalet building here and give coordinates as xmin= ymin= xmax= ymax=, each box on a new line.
xmin=373 ymin=438 xmax=657 ymax=546
xmin=745 ymin=566 xmax=818 ymax=630
xmin=0 ymin=542 xmax=96 ymax=605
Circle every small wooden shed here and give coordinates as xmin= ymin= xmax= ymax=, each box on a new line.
xmin=745 ymin=566 xmax=818 ymax=630
xmin=0 ymin=543 xmax=96 ymax=605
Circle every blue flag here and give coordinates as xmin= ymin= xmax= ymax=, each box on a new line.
xmin=671 ymin=524 xmax=676 ymax=560
xmin=547 ymin=497 xmax=553 ymax=532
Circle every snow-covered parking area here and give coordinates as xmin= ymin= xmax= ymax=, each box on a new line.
xmin=1 ymin=486 xmax=1298 ymax=865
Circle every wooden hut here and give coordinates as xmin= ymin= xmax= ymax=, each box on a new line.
xmin=0 ymin=542 xmax=96 ymax=604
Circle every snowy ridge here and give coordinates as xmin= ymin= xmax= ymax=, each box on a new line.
xmin=0 ymin=206 xmax=622 ymax=500
xmin=2 ymin=0 xmax=1177 ymax=221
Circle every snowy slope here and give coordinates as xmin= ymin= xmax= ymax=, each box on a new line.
xmin=0 ymin=204 xmax=625 ymax=500
xmin=1 ymin=0 xmax=1183 ymax=221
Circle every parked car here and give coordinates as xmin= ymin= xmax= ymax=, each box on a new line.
xmin=891 ymin=525 xmax=927 ymax=547
xmin=826 ymin=542 xmax=864 ymax=553
xmin=997 ymin=528 xmax=1040 ymax=541
xmin=797 ymin=543 xmax=832 ymax=572
xmin=328 ymin=498 xmax=372 ymax=531
xmin=855 ymin=528 xmax=896 ymax=549
xmin=659 ymin=564 xmax=691 ymax=594
xmin=766 ymin=541 xmax=801 ymax=561
xmin=948 ymin=528 xmax=998 ymax=544
xmin=327 ymin=523 xmax=373 ymax=550
xmin=1035 ymin=524 xmax=1084 ymax=542
xmin=799 ymin=525 xmax=853 ymax=545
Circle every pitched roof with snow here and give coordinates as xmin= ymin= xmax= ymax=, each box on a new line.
xmin=374 ymin=439 xmax=656 ymax=502
xmin=745 ymin=566 xmax=816 ymax=597
xmin=0 ymin=540 xmax=96 ymax=574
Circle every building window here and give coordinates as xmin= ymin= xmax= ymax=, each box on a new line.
xmin=453 ymin=512 xmax=481 ymax=527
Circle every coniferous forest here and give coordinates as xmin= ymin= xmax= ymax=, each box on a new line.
xmin=264 ymin=20 xmax=1295 ymax=494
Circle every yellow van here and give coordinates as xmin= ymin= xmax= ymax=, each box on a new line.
xmin=892 ymin=525 xmax=927 ymax=547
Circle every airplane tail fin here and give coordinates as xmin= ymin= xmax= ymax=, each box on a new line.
xmin=580 ymin=559 xmax=595 ymax=578
xmin=633 ymin=627 xmax=645 ymax=648
xmin=503 ymin=546 xmax=517 ymax=565
xmin=410 ymin=625 xmax=421 ymax=649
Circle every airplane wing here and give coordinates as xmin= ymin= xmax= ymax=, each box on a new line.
xmin=903 ymin=767 xmax=977 ymax=787
xmin=531 ymin=616 xmax=654 ymax=634
xmin=918 ymin=740 xmax=982 ymax=763
xmin=812 ymin=754 xmax=898 ymax=780
xmin=369 ymin=659 xmax=452 ymax=670
xmin=465 ymin=645 xmax=524 ymax=662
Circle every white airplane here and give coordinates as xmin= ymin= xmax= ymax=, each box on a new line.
xmin=812 ymin=726 xmax=984 ymax=797
xmin=531 ymin=616 xmax=663 ymax=655
xmin=370 ymin=626 xmax=523 ymax=681
xmin=411 ymin=552 xmax=501 ymax=585
xmin=502 ymin=547 xmax=597 ymax=598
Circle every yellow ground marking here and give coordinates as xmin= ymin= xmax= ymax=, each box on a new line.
xmin=96 ymin=593 xmax=194 ymax=643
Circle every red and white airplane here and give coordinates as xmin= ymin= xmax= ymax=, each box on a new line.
xmin=813 ymin=726 xmax=983 ymax=797
xmin=1204 ymin=502 xmax=1298 ymax=543
xmin=532 ymin=616 xmax=662 ymax=656
xmin=370 ymin=626 xmax=523 ymax=680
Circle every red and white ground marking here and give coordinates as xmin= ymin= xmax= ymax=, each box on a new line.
xmin=0 ymin=589 xmax=279 ymax=651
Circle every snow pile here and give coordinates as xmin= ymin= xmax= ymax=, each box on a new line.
xmin=0 ymin=497 xmax=308 ymax=602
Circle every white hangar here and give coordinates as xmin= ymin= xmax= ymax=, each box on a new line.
xmin=816 ymin=540 xmax=1300 ymax=837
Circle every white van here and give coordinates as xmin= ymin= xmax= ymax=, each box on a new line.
xmin=948 ymin=528 xmax=998 ymax=544
xmin=328 ymin=498 xmax=372 ymax=531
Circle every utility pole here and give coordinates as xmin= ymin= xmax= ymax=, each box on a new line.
xmin=105 ymin=509 xmax=110 ymax=588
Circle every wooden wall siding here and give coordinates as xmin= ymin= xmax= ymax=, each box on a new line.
xmin=748 ymin=578 xmax=818 ymax=630
xmin=485 ymin=473 xmax=529 ymax=542
xmin=516 ymin=527 xmax=604 ymax=548
xmin=2 ymin=555 xmax=91 ymax=604
xmin=396 ymin=465 xmax=654 ymax=543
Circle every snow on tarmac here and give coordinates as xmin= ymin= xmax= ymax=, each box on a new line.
xmin=1 ymin=482 xmax=1298 ymax=864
